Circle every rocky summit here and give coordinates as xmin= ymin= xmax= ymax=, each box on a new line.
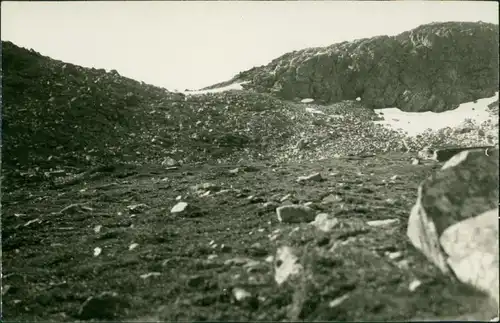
xmin=1 ymin=20 xmax=499 ymax=322
xmin=229 ymin=22 xmax=499 ymax=112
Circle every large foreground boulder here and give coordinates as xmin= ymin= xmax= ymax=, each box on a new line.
xmin=407 ymin=148 xmax=499 ymax=303
xmin=440 ymin=208 xmax=499 ymax=305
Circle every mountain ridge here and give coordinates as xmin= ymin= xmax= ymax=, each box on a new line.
xmin=212 ymin=21 xmax=499 ymax=112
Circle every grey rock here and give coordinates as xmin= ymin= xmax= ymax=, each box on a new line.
xmin=276 ymin=205 xmax=316 ymax=223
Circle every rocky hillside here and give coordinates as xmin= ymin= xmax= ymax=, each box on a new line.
xmin=1 ymin=41 xmax=414 ymax=190
xmin=228 ymin=21 xmax=499 ymax=112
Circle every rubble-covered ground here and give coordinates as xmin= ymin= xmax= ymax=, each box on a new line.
xmin=2 ymin=41 xmax=499 ymax=321
xmin=3 ymin=155 xmax=498 ymax=321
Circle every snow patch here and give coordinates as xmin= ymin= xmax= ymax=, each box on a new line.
xmin=373 ymin=92 xmax=499 ymax=137
xmin=181 ymin=82 xmax=249 ymax=95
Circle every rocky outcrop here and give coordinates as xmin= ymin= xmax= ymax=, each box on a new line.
xmin=233 ymin=22 xmax=499 ymax=112
xmin=407 ymin=148 xmax=499 ymax=305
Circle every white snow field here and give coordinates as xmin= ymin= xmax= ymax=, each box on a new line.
xmin=373 ymin=92 xmax=499 ymax=137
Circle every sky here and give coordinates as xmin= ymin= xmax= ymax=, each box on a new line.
xmin=2 ymin=1 xmax=498 ymax=91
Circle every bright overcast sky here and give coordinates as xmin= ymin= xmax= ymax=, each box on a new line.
xmin=2 ymin=1 xmax=498 ymax=90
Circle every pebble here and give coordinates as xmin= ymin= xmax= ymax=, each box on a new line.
xmin=367 ymin=218 xmax=399 ymax=227
xmin=233 ymin=288 xmax=252 ymax=301
xmin=280 ymin=194 xmax=292 ymax=202
xmin=297 ymin=172 xmax=323 ymax=183
xmin=387 ymin=251 xmax=403 ymax=260
xmin=140 ymin=272 xmax=161 ymax=279
xmin=409 ymin=279 xmax=422 ymax=292
xmin=329 ymin=294 xmax=350 ymax=308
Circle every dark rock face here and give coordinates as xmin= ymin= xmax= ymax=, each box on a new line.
xmin=234 ymin=22 xmax=499 ymax=112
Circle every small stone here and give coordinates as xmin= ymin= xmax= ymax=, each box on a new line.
xmin=329 ymin=294 xmax=350 ymax=308
xmin=200 ymin=191 xmax=211 ymax=197
xmin=229 ymin=168 xmax=240 ymax=175
xmin=207 ymin=254 xmax=218 ymax=260
xmin=411 ymin=158 xmax=421 ymax=165
xmin=276 ymin=205 xmax=316 ymax=224
xmin=127 ymin=203 xmax=149 ymax=214
xmin=233 ymin=288 xmax=252 ymax=301
xmin=385 ymin=198 xmax=396 ymax=205
xmin=162 ymin=157 xmax=178 ymax=167
xmin=128 ymin=243 xmax=139 ymax=251
xmin=409 ymin=279 xmax=422 ymax=292
xmin=396 ymin=259 xmax=410 ymax=270
xmin=140 ymin=272 xmax=161 ymax=279
xmin=262 ymin=201 xmax=279 ymax=211
xmin=93 ymin=247 xmax=102 ymax=257
xmin=311 ymin=213 xmax=339 ymax=232
xmin=171 ymin=202 xmax=188 ymax=214
xmin=2 ymin=285 xmax=11 ymax=296
xmin=297 ymin=172 xmax=323 ymax=183
xmin=367 ymin=218 xmax=399 ymax=227
xmin=274 ymin=246 xmax=302 ymax=285
xmin=93 ymin=225 xmax=102 ymax=233
xmin=322 ymin=194 xmax=342 ymax=204
xmin=224 ymin=257 xmax=252 ymax=266
xmin=187 ymin=275 xmax=205 ymax=288
xmin=387 ymin=251 xmax=403 ymax=260
xmin=280 ymin=194 xmax=292 ymax=202
xmin=249 ymin=242 xmax=268 ymax=257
